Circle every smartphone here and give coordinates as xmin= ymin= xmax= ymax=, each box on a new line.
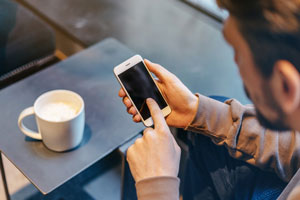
xmin=114 ymin=55 xmax=171 ymax=127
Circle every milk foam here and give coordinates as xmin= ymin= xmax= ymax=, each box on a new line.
xmin=39 ymin=102 xmax=78 ymax=122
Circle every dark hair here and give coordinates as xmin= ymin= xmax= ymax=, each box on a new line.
xmin=217 ymin=0 xmax=300 ymax=77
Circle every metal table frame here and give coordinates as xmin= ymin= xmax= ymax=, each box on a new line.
xmin=0 ymin=152 xmax=10 ymax=200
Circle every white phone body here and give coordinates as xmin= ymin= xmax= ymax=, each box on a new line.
xmin=114 ymin=55 xmax=171 ymax=127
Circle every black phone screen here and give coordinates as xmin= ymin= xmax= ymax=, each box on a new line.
xmin=118 ymin=61 xmax=167 ymax=120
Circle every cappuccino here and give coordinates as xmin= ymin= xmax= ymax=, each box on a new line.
xmin=18 ymin=90 xmax=85 ymax=151
xmin=39 ymin=102 xmax=78 ymax=122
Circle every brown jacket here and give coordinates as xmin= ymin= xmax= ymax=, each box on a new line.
xmin=136 ymin=94 xmax=300 ymax=200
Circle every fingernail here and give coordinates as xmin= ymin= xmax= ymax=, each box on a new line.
xmin=146 ymin=98 xmax=153 ymax=103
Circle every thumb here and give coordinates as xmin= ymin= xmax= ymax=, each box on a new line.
xmin=144 ymin=59 xmax=171 ymax=82
xmin=146 ymin=98 xmax=168 ymax=130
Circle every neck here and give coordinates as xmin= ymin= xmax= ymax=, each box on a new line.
xmin=288 ymin=109 xmax=300 ymax=132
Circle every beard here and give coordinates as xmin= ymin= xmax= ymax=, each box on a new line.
xmin=244 ymin=85 xmax=291 ymax=131
xmin=255 ymin=108 xmax=290 ymax=131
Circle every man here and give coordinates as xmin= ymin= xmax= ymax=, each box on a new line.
xmin=119 ymin=0 xmax=300 ymax=199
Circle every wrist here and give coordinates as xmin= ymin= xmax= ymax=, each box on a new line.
xmin=136 ymin=176 xmax=180 ymax=200
xmin=185 ymin=94 xmax=199 ymax=128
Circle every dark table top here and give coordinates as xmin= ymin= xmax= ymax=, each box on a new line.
xmin=0 ymin=38 xmax=144 ymax=194
xmin=22 ymin=0 xmax=250 ymax=104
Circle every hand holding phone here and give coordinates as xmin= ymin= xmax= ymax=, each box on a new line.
xmin=117 ymin=58 xmax=199 ymax=128
xmin=114 ymin=55 xmax=171 ymax=126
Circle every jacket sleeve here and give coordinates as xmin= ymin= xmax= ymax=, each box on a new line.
xmin=185 ymin=94 xmax=300 ymax=182
xmin=135 ymin=176 xmax=180 ymax=200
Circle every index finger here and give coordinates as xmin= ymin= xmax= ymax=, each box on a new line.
xmin=146 ymin=98 xmax=168 ymax=130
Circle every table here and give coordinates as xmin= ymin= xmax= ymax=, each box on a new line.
xmin=183 ymin=0 xmax=228 ymax=21
xmin=20 ymin=0 xmax=249 ymax=104
xmin=0 ymin=38 xmax=144 ymax=197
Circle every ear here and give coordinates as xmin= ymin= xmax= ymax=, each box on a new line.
xmin=271 ymin=60 xmax=300 ymax=114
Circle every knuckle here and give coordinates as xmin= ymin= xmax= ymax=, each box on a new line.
xmin=158 ymin=126 xmax=169 ymax=134
xmin=168 ymin=73 xmax=178 ymax=82
xmin=143 ymin=127 xmax=153 ymax=135
xmin=143 ymin=130 xmax=154 ymax=139
xmin=134 ymin=138 xmax=143 ymax=145
xmin=151 ymin=102 xmax=159 ymax=109
xmin=163 ymin=126 xmax=170 ymax=132
xmin=133 ymin=114 xmax=141 ymax=122
xmin=126 ymin=154 xmax=132 ymax=164
xmin=130 ymin=107 xmax=136 ymax=114
xmin=133 ymin=115 xmax=138 ymax=121
xmin=127 ymin=107 xmax=133 ymax=114
xmin=123 ymin=97 xmax=127 ymax=104
xmin=118 ymin=89 xmax=123 ymax=97
xmin=126 ymin=145 xmax=134 ymax=157
xmin=168 ymin=71 xmax=176 ymax=78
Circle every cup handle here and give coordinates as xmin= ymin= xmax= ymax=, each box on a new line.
xmin=18 ymin=107 xmax=42 ymax=140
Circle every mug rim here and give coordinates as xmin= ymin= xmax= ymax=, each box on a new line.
xmin=33 ymin=89 xmax=84 ymax=123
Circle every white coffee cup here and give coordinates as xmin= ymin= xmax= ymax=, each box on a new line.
xmin=18 ymin=90 xmax=85 ymax=152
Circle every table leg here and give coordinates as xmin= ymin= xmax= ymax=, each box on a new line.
xmin=118 ymin=133 xmax=142 ymax=200
xmin=0 ymin=152 xmax=10 ymax=200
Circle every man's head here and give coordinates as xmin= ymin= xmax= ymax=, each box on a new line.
xmin=218 ymin=0 xmax=300 ymax=131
